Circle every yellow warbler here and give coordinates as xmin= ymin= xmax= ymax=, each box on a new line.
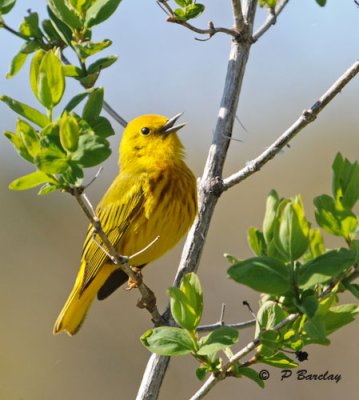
xmin=53 ymin=114 xmax=198 ymax=335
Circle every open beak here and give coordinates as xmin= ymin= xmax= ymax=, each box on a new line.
xmin=160 ymin=112 xmax=186 ymax=134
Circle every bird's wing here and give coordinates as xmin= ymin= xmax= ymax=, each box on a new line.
xmin=80 ymin=173 xmax=145 ymax=293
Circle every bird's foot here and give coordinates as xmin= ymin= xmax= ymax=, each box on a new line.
xmin=126 ymin=267 xmax=143 ymax=290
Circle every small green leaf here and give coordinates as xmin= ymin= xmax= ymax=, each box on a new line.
xmin=263 ymin=190 xmax=281 ymax=244
xmin=256 ymin=301 xmax=288 ymax=337
xmin=197 ymin=327 xmax=239 ymax=356
xmin=315 ymin=0 xmax=326 ymax=6
xmin=140 ymin=327 xmax=196 ymax=356
xmin=7 ymin=50 xmax=28 ymax=79
xmin=303 ymin=228 xmax=325 ymax=262
xmin=37 ymin=50 xmax=66 ymax=109
xmin=38 ymin=182 xmax=59 ymax=195
xmin=302 ymin=315 xmax=330 ymax=345
xmin=195 ymin=367 xmax=208 ymax=381
xmin=261 ymin=352 xmax=298 ymax=368
xmin=228 ymin=256 xmax=290 ymax=295
xmin=63 ymin=64 xmax=84 ymax=78
xmin=300 ymin=295 xmax=318 ymax=318
xmin=47 ymin=5 xmax=73 ymax=46
xmin=82 ymin=87 xmax=104 ymax=124
xmin=9 ymin=171 xmax=54 ymax=191
xmin=248 ymin=227 xmax=267 ymax=256
xmin=173 ymin=8 xmax=187 ymax=21
xmin=30 ymin=49 xmax=46 ymax=101
xmin=35 ymin=147 xmax=69 ymax=174
xmin=71 ymin=134 xmax=111 ymax=167
xmin=184 ymin=3 xmax=205 ymax=20
xmin=91 ymin=116 xmax=115 ymax=138
xmin=174 ymin=0 xmax=189 ymax=6
xmin=4 ymin=131 xmax=33 ymax=162
xmin=0 ymin=0 xmax=16 ymax=14
xmin=85 ymin=0 xmax=123 ymax=28
xmin=323 ymin=304 xmax=359 ymax=335
xmin=273 ymin=196 xmax=310 ymax=261
xmin=72 ymin=40 xmax=112 ymax=59
xmin=298 ymin=248 xmax=355 ymax=290
xmin=60 ymin=112 xmax=80 ymax=152
xmin=0 ymin=95 xmax=50 ymax=127
xmin=16 ymin=119 xmax=40 ymax=158
xmin=63 ymin=92 xmax=88 ymax=113
xmin=48 ymin=0 xmax=83 ymax=30
xmin=87 ymin=55 xmax=118 ymax=74
xmin=314 ymin=194 xmax=357 ymax=237
xmin=19 ymin=12 xmax=43 ymax=39
xmin=258 ymin=330 xmax=281 ymax=356
xmin=236 ymin=367 xmax=265 ymax=388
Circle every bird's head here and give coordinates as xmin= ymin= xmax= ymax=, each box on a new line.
xmin=119 ymin=113 xmax=186 ymax=170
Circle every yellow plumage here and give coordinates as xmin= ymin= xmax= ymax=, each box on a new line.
xmin=53 ymin=114 xmax=197 ymax=335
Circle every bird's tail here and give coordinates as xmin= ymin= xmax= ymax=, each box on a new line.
xmin=53 ymin=262 xmax=117 ymax=336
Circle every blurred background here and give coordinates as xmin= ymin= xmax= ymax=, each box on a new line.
xmin=0 ymin=0 xmax=358 ymax=399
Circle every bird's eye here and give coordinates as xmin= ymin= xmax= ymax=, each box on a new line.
xmin=141 ymin=127 xmax=150 ymax=136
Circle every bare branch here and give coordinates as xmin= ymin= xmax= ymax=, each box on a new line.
xmin=252 ymin=0 xmax=289 ymax=42
xmin=70 ymin=188 xmax=162 ymax=324
xmin=231 ymin=0 xmax=245 ymax=31
xmin=196 ymin=319 xmax=256 ymax=333
xmin=222 ymin=60 xmax=359 ymax=191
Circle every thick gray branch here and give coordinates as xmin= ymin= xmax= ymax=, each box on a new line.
xmin=136 ymin=2 xmax=258 ymax=399
xmin=222 ymin=60 xmax=359 ymax=191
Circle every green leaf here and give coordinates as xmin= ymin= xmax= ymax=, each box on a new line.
xmin=48 ymin=0 xmax=83 ymax=30
xmin=168 ymin=286 xmax=199 ymax=331
xmin=174 ymin=0 xmax=189 ymax=6
xmin=85 ymin=0 xmax=123 ymax=28
xmin=63 ymin=92 xmax=88 ymax=113
xmin=257 ymin=330 xmax=281 ymax=356
xmin=19 ymin=11 xmax=43 ymax=39
xmin=303 ymin=228 xmax=325 ymax=262
xmin=42 ymin=19 xmax=62 ymax=43
xmin=87 ymin=55 xmax=118 ymax=74
xmin=6 ymin=40 xmax=40 ymax=79
xmin=314 ymin=194 xmax=358 ymax=237
xmin=47 ymin=6 xmax=73 ymax=46
xmin=298 ymin=248 xmax=355 ymax=290
xmin=302 ymin=315 xmax=329 ymax=345
xmin=273 ymin=196 xmax=310 ymax=261
xmin=63 ymin=64 xmax=84 ymax=78
xmin=37 ymin=50 xmax=66 ymax=109
xmin=91 ymin=116 xmax=115 ymax=138
xmin=323 ymin=304 xmax=359 ymax=335
xmin=60 ymin=112 xmax=80 ymax=152
xmin=0 ymin=0 xmax=16 ymax=14
xmin=16 ymin=119 xmax=40 ymax=158
xmin=184 ymin=3 xmax=205 ymax=20
xmin=259 ymin=0 xmax=278 ymax=8
xmin=0 ymin=95 xmax=50 ymax=127
xmin=228 ymin=256 xmax=290 ymax=295
xmin=173 ymin=8 xmax=187 ymax=21
xmin=35 ymin=147 xmax=69 ymax=174
xmin=256 ymin=301 xmax=288 ymax=337
xmin=140 ymin=327 xmax=196 ymax=356
xmin=248 ymin=227 xmax=266 ymax=256
xmin=30 ymin=49 xmax=46 ymax=101
xmin=197 ymin=327 xmax=239 ymax=356
xmin=63 ymin=161 xmax=84 ymax=186
xmin=38 ymin=182 xmax=59 ymax=195
xmin=300 ymin=295 xmax=318 ymax=318
xmin=315 ymin=0 xmax=326 ymax=6
xmin=9 ymin=171 xmax=54 ymax=191
xmin=72 ymin=40 xmax=112 ymax=59
xmin=263 ymin=190 xmax=280 ymax=244
xmin=195 ymin=367 xmax=208 ymax=381
xmin=332 ymin=153 xmax=359 ymax=210
xmin=82 ymin=87 xmax=104 ymax=124
xmin=71 ymin=134 xmax=111 ymax=167
xmin=236 ymin=367 xmax=265 ymax=388
xmin=261 ymin=352 xmax=298 ymax=368
xmin=4 ymin=131 xmax=33 ymax=162
xmin=79 ymin=72 xmax=100 ymax=89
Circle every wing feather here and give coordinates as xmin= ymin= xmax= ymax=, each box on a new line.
xmin=80 ymin=174 xmax=145 ymax=293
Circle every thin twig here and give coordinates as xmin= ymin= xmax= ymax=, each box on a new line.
xmin=129 ymin=236 xmax=160 ymax=261
xmin=157 ymin=0 xmax=238 ymax=39
xmin=196 ymin=319 xmax=256 ymax=333
xmin=222 ymin=60 xmax=359 ymax=191
xmin=252 ymin=0 xmax=289 ymax=42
